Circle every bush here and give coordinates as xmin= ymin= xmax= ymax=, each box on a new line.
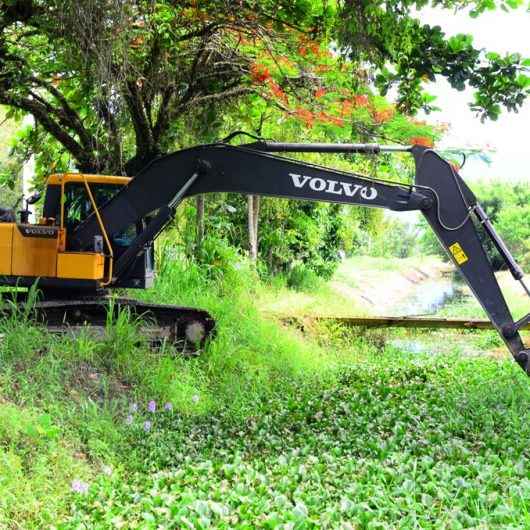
xmin=365 ymin=217 xmax=420 ymax=258
xmin=286 ymin=263 xmax=322 ymax=291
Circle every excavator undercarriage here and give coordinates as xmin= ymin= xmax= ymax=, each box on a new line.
xmin=0 ymin=140 xmax=528 ymax=371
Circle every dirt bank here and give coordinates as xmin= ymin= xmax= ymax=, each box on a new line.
xmin=329 ymin=256 xmax=452 ymax=316
xmin=260 ymin=256 xmax=453 ymax=317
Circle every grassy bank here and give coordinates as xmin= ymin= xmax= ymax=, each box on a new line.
xmin=259 ymin=255 xmax=446 ymax=317
xmin=1 ymin=250 xmax=529 ymax=528
xmin=0 ymin=251 xmax=341 ymax=527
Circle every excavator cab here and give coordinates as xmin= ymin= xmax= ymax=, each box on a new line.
xmin=0 ymin=174 xmax=154 ymax=291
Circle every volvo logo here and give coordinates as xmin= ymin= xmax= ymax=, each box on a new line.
xmin=290 ymin=173 xmax=378 ymax=201
xmin=18 ymin=225 xmax=59 ymax=238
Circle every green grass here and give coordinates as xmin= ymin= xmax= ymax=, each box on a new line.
xmin=1 ymin=248 xmax=530 ymax=528
xmin=64 ymin=345 xmax=530 ymax=528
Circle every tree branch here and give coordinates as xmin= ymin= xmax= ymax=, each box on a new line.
xmin=29 ymin=76 xmax=96 ymax=152
xmin=153 ymin=88 xmax=173 ymax=143
xmin=123 ymin=80 xmax=156 ymax=156
xmin=0 ymin=93 xmax=96 ymax=172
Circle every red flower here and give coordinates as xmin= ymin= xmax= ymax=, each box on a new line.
xmin=354 ymin=94 xmax=369 ymax=107
xmin=250 ymin=63 xmax=271 ymax=84
xmin=340 ymin=100 xmax=353 ymax=116
xmin=268 ymin=80 xmax=288 ymax=105
xmin=316 ymin=112 xmax=344 ymax=126
xmin=309 ymin=42 xmax=320 ymax=55
xmin=408 ymin=136 xmax=434 ymax=148
xmin=373 ymin=108 xmax=394 ymax=124
xmin=294 ymin=107 xmax=314 ymax=127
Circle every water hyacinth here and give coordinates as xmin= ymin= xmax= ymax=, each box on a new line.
xmin=129 ymin=402 xmax=138 ymax=413
xmin=191 ymin=394 xmax=200 ymax=404
xmin=147 ymin=400 xmax=156 ymax=413
xmin=164 ymin=402 xmax=173 ymax=411
xmin=143 ymin=420 xmax=152 ymax=432
xmin=125 ymin=414 xmax=134 ymax=426
xmin=71 ymin=479 xmax=89 ymax=494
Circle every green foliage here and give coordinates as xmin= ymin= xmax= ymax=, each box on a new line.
xmin=0 ymin=402 xmax=87 ymax=526
xmin=363 ymin=217 xmax=420 ymax=259
xmin=0 ymin=250 xmax=528 ymax=526
xmin=65 ymin=342 xmax=530 ymax=528
xmin=419 ymin=180 xmax=530 ymax=270
xmin=0 ymin=106 xmax=24 ymax=205
xmin=285 ymin=262 xmax=323 ymax=291
xmin=1 ymin=0 xmax=521 ymax=179
xmin=0 ymin=0 xmax=445 ymax=279
xmin=338 ymin=0 xmax=529 ymax=119
xmin=491 ymin=184 xmax=530 ymax=270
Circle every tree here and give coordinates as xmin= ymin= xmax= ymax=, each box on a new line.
xmin=0 ymin=0 xmax=332 ymax=176
xmin=337 ymin=0 xmax=530 ymax=120
xmin=0 ymin=0 xmax=527 ymax=180
xmin=1 ymin=0 xmax=527 ymax=277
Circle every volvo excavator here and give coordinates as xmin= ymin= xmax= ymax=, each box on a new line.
xmin=0 ymin=139 xmax=529 ymax=369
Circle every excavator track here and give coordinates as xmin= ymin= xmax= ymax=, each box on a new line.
xmin=0 ymin=294 xmax=216 ymax=355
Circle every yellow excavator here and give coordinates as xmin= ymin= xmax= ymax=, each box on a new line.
xmin=0 ymin=139 xmax=529 ymax=370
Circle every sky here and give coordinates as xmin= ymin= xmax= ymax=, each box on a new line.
xmin=416 ymin=6 xmax=530 ymax=182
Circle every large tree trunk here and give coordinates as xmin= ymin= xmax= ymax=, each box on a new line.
xmin=247 ymin=195 xmax=260 ymax=261
xmin=196 ymin=195 xmax=205 ymax=249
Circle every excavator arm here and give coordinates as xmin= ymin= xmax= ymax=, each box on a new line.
xmin=70 ymin=142 xmax=530 ymax=372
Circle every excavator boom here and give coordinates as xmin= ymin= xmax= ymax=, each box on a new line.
xmin=2 ymin=141 xmax=528 ymax=370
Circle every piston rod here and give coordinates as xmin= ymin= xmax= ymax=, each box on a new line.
xmin=245 ymin=141 xmax=411 ymax=154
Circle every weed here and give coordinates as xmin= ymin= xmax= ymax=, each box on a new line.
xmin=1 ymin=253 xmax=529 ymax=527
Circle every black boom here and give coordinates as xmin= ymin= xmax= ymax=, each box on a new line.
xmin=71 ymin=142 xmax=530 ymax=373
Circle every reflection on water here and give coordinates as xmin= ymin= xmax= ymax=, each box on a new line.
xmin=390 ymin=276 xmax=459 ymax=316
xmin=388 ymin=272 xmax=468 ymax=355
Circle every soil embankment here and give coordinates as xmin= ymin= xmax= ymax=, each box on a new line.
xmin=261 ymin=256 xmax=454 ymax=317
xmin=329 ymin=256 xmax=453 ymax=316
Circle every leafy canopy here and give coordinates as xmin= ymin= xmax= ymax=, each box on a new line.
xmin=0 ymin=0 xmax=527 ymax=178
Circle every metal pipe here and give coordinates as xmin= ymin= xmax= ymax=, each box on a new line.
xmin=168 ymin=171 xmax=199 ymax=208
xmin=474 ymin=203 xmax=525 ymax=281
xmin=520 ymin=278 xmax=530 ymax=298
xmin=244 ymin=141 xmax=411 ymax=154
xmin=83 ymin=176 xmax=114 ymax=286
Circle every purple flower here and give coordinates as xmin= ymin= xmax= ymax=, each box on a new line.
xmin=147 ymin=400 xmax=156 ymax=413
xmin=125 ymin=414 xmax=134 ymax=425
xmin=71 ymin=479 xmax=89 ymax=494
xmin=129 ymin=402 xmax=138 ymax=413
xmin=164 ymin=402 xmax=173 ymax=411
xmin=143 ymin=420 xmax=152 ymax=432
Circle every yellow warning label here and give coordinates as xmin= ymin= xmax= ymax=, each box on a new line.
xmin=449 ymin=242 xmax=469 ymax=265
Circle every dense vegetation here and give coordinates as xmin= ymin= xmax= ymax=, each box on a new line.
xmin=0 ymin=2 xmax=528 ymax=528
xmin=1 ymin=0 xmax=528 ymax=277
xmin=1 ymin=0 xmax=527 ymax=176
xmin=0 ymin=246 xmax=529 ymax=528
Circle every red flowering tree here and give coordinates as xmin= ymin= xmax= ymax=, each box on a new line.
xmin=0 ymin=0 xmax=526 ymax=178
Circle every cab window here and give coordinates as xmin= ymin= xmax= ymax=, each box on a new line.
xmin=63 ymin=182 xmax=121 ymax=230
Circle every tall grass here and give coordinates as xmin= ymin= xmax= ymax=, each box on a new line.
xmin=1 ymin=244 xmax=528 ymax=527
xmin=0 ymin=239 xmax=342 ymax=526
xmin=136 ymin=238 xmax=340 ymax=417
